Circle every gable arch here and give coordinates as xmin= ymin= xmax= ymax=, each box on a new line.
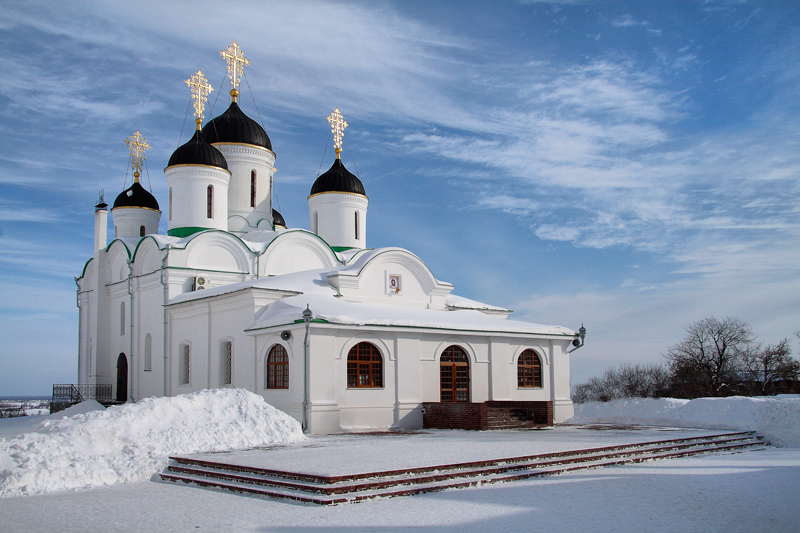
xmin=259 ymin=230 xmax=339 ymax=277
xmin=184 ymin=231 xmax=252 ymax=273
xmin=131 ymin=237 xmax=163 ymax=276
xmin=106 ymin=241 xmax=131 ymax=282
xmin=328 ymin=248 xmax=453 ymax=305
xmin=511 ymin=344 xmax=550 ymax=366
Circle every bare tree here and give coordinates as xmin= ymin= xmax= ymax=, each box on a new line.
xmin=572 ymin=363 xmax=671 ymax=403
xmin=742 ymin=339 xmax=800 ymax=395
xmin=664 ymin=316 xmax=755 ymax=397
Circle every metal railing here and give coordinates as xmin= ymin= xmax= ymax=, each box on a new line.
xmin=51 ymin=384 xmax=112 ymax=403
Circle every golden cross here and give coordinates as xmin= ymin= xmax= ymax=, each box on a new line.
xmin=185 ymin=70 xmax=213 ymax=125
xmin=327 ymin=108 xmax=348 ymax=158
xmin=124 ymin=131 xmax=150 ymax=181
xmin=220 ymin=41 xmax=250 ymax=92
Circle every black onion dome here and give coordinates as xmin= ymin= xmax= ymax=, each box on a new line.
xmin=309 ymin=159 xmax=366 ymax=196
xmin=202 ymin=102 xmax=272 ymax=150
xmin=167 ymin=129 xmax=228 ymax=169
xmin=113 ymin=181 xmax=160 ymax=210
xmin=272 ymin=208 xmax=286 ymax=228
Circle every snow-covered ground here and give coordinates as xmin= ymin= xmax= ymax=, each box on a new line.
xmin=571 ymin=395 xmax=800 ymax=447
xmin=1 ymin=392 xmax=799 ymax=531
xmin=0 ymin=389 xmax=304 ymax=497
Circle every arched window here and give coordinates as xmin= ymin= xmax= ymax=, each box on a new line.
xmin=114 ymin=225 xmax=118 ymax=238
xmin=168 ymin=187 xmax=172 ymax=221
xmin=120 ymin=302 xmax=125 ymax=336
xmin=517 ymin=349 xmax=542 ymax=388
xmin=266 ymin=344 xmax=288 ymax=389
xmin=313 ymin=211 xmax=318 ymax=234
xmin=180 ymin=343 xmax=191 ymax=385
xmin=440 ymin=345 xmax=469 ymax=402
xmin=207 ymin=185 xmax=214 ymax=218
xmin=250 ymin=170 xmax=257 ymax=208
xmin=144 ymin=333 xmax=152 ymax=371
xmin=355 ymin=211 xmax=359 ymax=240
xmin=347 ymin=342 xmax=383 ymax=388
xmin=222 ymin=340 xmax=233 ymax=385
xmin=140 ymin=225 xmax=145 ymax=237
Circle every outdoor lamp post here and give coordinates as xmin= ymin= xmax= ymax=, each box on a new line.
xmin=302 ymin=305 xmax=312 ymax=432
xmin=570 ymin=324 xmax=587 ymax=352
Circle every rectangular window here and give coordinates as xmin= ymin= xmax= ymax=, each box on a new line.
xmin=181 ymin=344 xmax=190 ymax=385
xmin=250 ymin=171 xmax=257 ymax=208
xmin=222 ymin=341 xmax=232 ymax=385
xmin=120 ymin=302 xmax=125 ymax=336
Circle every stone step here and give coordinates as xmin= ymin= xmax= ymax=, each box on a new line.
xmin=161 ymin=436 xmax=766 ymax=505
xmin=160 ymin=431 xmax=766 ymax=504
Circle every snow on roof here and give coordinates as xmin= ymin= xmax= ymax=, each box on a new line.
xmin=166 ymin=247 xmax=572 ymax=336
xmin=247 ymin=291 xmax=574 ymax=336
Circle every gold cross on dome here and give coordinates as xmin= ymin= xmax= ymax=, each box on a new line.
xmin=185 ymin=70 xmax=213 ymax=124
xmin=220 ymin=41 xmax=250 ymax=92
xmin=327 ymin=108 xmax=348 ymax=157
xmin=124 ymin=131 xmax=150 ymax=182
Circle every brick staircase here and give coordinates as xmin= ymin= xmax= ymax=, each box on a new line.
xmin=160 ymin=430 xmax=767 ymax=505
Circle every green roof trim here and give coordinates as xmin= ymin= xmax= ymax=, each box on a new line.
xmin=168 ymin=226 xmax=211 ymax=238
xmin=331 ymin=246 xmax=356 ymax=252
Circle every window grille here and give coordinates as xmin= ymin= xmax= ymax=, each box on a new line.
xmin=440 ymin=345 xmax=470 ymax=402
xmin=222 ymin=341 xmax=232 ymax=385
xmin=144 ymin=334 xmax=152 ymax=371
xmin=181 ymin=344 xmax=190 ymax=385
xmin=347 ymin=342 xmax=383 ymax=388
xmin=207 ymin=185 xmax=213 ymax=218
xmin=266 ymin=344 xmax=289 ymax=389
xmin=517 ymin=349 xmax=542 ymax=388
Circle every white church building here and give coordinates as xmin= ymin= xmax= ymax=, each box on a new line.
xmin=75 ymin=42 xmax=584 ymax=433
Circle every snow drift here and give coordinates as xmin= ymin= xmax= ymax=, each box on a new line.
xmin=571 ymin=395 xmax=800 ymax=448
xmin=0 ymin=389 xmax=305 ymax=498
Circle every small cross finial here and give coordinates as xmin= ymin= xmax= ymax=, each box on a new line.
xmin=327 ymin=108 xmax=348 ymax=159
xmin=124 ymin=131 xmax=150 ymax=183
xmin=185 ymin=70 xmax=213 ymax=128
xmin=220 ymin=41 xmax=250 ymax=97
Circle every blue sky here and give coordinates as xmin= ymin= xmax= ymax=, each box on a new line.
xmin=1 ymin=1 xmax=799 ymax=395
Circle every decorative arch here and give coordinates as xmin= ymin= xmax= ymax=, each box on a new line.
xmin=432 ymin=338 xmax=477 ymax=364
xmin=106 ymin=241 xmax=131 ymax=282
xmin=184 ymin=232 xmax=252 ymax=274
xmin=260 ymin=230 xmax=339 ymax=276
xmin=346 ymin=342 xmax=383 ymax=388
xmin=131 ymin=237 xmax=163 ymax=276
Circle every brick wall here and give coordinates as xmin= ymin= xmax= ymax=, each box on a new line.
xmin=423 ymin=401 xmax=554 ymax=430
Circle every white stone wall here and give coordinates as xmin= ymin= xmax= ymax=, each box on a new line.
xmin=213 ymin=143 xmax=276 ymax=233
xmin=308 ymin=192 xmax=368 ymax=250
xmin=111 ymin=207 xmax=161 ymax=239
xmin=165 ymin=165 xmax=231 ymax=234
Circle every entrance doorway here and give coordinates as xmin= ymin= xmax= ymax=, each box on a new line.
xmin=440 ymin=345 xmax=469 ymax=402
xmin=116 ymin=353 xmax=128 ymax=402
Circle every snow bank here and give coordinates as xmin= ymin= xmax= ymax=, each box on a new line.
xmin=571 ymin=396 xmax=800 ymax=448
xmin=0 ymin=389 xmax=304 ymax=498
